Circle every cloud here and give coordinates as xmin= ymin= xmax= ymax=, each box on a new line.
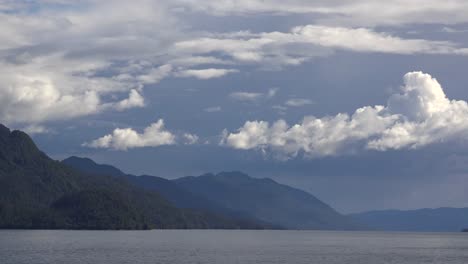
xmin=204 ymin=106 xmax=222 ymax=112
xmin=2 ymin=1 xmax=468 ymax=128
xmin=84 ymin=119 xmax=176 ymax=150
xmin=285 ymin=98 xmax=314 ymax=107
xmin=441 ymin=27 xmax=468 ymax=33
xmin=21 ymin=124 xmax=51 ymax=135
xmin=229 ymin=88 xmax=278 ymax=102
xmin=114 ymin=89 xmax=145 ymax=111
xmin=136 ymin=65 xmax=173 ymax=85
xmin=0 ymin=1 xmax=180 ymax=125
xmin=169 ymin=56 xmax=232 ymax=67
xmin=291 ymin=25 xmax=465 ymax=54
xmin=222 ymin=71 xmax=468 ymax=158
xmin=10 ymin=1 xmax=468 ymax=28
xmin=229 ymin=92 xmax=263 ymax=102
xmin=175 ymin=0 xmax=468 ymax=26
xmin=0 ymin=62 xmax=104 ymax=123
xmin=183 ymin=133 xmax=199 ymax=145
xmin=175 ymin=68 xmax=239 ymax=79
xmin=272 ymin=105 xmax=288 ymax=115
xmin=175 ymin=25 xmax=468 ymax=69
xmin=267 ymin=88 xmax=279 ymax=97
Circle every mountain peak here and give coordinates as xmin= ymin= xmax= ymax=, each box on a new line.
xmin=0 ymin=124 xmax=44 ymax=165
xmin=63 ymin=156 xmax=98 ymax=166
xmin=0 ymin=124 xmax=11 ymax=137
xmin=175 ymin=171 xmax=359 ymax=230
xmin=62 ymin=156 xmax=126 ymax=177
xmin=217 ymin=171 xmax=251 ymax=178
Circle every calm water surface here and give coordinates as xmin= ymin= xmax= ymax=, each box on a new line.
xmin=0 ymin=230 xmax=467 ymax=264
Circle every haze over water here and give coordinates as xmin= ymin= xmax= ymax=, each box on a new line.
xmin=1 ymin=230 xmax=467 ymax=264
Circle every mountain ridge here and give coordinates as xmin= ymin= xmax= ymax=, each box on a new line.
xmin=0 ymin=124 xmax=271 ymax=230
xmin=349 ymin=207 xmax=468 ymax=232
xmin=175 ymin=171 xmax=361 ymax=230
xmin=63 ymin=156 xmax=360 ymax=230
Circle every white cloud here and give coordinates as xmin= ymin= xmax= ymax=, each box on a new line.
xmin=0 ymin=1 xmax=180 ymax=125
xmin=2 ymin=1 xmax=468 ymax=128
xmin=136 ymin=65 xmax=173 ymax=85
xmin=175 ymin=25 xmax=468 ymax=69
xmin=229 ymin=88 xmax=278 ymax=102
xmin=84 ymin=119 xmax=176 ymax=150
xmin=175 ymin=0 xmax=468 ymax=26
xmin=291 ymin=25 xmax=464 ymax=54
xmin=175 ymin=68 xmax=239 ymax=79
xmin=0 ymin=62 xmax=104 ymax=123
xmin=285 ymin=98 xmax=314 ymax=107
xmin=222 ymin=71 xmax=468 ymax=158
xmin=183 ymin=133 xmax=199 ymax=145
xmin=11 ymin=0 xmax=468 ymax=28
xmin=204 ymin=106 xmax=222 ymax=112
xmin=114 ymin=89 xmax=145 ymax=111
xmin=169 ymin=56 xmax=232 ymax=67
xmin=229 ymin=92 xmax=263 ymax=102
xmin=21 ymin=124 xmax=50 ymax=135
xmin=272 ymin=105 xmax=288 ymax=112
xmin=441 ymin=27 xmax=468 ymax=33
xmin=267 ymin=88 xmax=279 ymax=97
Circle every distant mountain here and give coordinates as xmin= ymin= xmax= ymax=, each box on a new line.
xmin=349 ymin=208 xmax=468 ymax=232
xmin=62 ymin=156 xmax=275 ymax=228
xmin=63 ymin=157 xmax=359 ymax=230
xmin=175 ymin=172 xmax=360 ymax=230
xmin=63 ymin=157 xmax=218 ymax=210
xmin=0 ymin=124 xmax=268 ymax=230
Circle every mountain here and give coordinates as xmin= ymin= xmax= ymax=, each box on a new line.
xmin=63 ymin=157 xmax=359 ymax=230
xmin=349 ymin=207 xmax=468 ymax=232
xmin=63 ymin=157 xmax=221 ymax=210
xmin=0 ymin=124 xmax=268 ymax=230
xmin=63 ymin=156 xmax=277 ymax=228
xmin=175 ymin=172 xmax=360 ymax=230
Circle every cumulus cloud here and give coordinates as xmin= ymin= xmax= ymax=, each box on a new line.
xmin=2 ymin=0 xmax=468 ymax=128
xmin=183 ymin=133 xmax=199 ymax=145
xmin=0 ymin=1 xmax=180 ymax=125
xmin=0 ymin=63 xmax=104 ymax=123
xmin=222 ymin=72 xmax=468 ymax=158
xmin=84 ymin=119 xmax=176 ymax=150
xmin=174 ymin=68 xmax=239 ymax=79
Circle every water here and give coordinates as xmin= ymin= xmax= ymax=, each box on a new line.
xmin=1 ymin=230 xmax=467 ymax=264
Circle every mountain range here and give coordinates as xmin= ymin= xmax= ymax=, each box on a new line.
xmin=0 ymin=124 xmax=271 ymax=230
xmin=0 ymin=124 xmax=357 ymax=230
xmin=4 ymin=123 xmax=465 ymax=232
xmin=349 ymin=208 xmax=468 ymax=232
xmin=63 ymin=157 xmax=359 ymax=230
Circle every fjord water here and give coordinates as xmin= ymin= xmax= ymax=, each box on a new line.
xmin=1 ymin=230 xmax=467 ymax=264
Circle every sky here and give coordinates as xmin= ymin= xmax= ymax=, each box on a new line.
xmin=2 ymin=0 xmax=468 ymax=213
